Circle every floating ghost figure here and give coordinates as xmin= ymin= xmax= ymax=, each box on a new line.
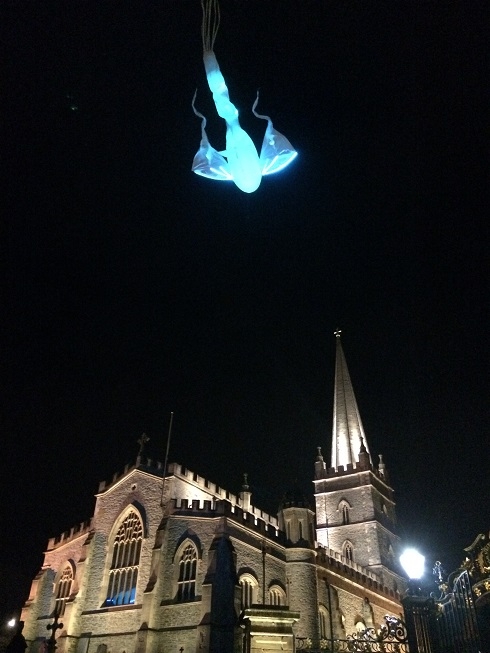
xmin=192 ymin=0 xmax=297 ymax=193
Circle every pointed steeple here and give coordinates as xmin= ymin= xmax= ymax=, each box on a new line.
xmin=331 ymin=330 xmax=372 ymax=469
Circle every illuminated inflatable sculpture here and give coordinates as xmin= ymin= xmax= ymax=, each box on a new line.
xmin=192 ymin=0 xmax=297 ymax=193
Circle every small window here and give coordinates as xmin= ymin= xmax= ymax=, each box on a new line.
xmin=318 ymin=606 xmax=331 ymax=640
xmin=54 ymin=564 xmax=74 ymax=616
xmin=240 ymin=574 xmax=258 ymax=608
xmin=340 ymin=611 xmax=346 ymax=632
xmin=339 ymin=500 xmax=350 ymax=525
xmin=343 ymin=541 xmax=354 ymax=562
xmin=177 ymin=543 xmax=197 ymax=602
xmin=362 ymin=597 xmax=375 ymax=627
xmin=269 ymin=585 xmax=286 ymax=606
xmin=388 ymin=543 xmax=395 ymax=562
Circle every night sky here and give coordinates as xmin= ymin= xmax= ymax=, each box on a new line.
xmin=1 ymin=0 xmax=488 ymax=622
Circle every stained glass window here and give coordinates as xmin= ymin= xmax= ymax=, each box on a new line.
xmin=105 ymin=511 xmax=142 ymax=606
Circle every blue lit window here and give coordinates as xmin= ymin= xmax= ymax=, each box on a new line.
xmin=105 ymin=511 xmax=142 ymax=606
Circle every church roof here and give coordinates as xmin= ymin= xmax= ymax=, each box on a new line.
xmin=331 ymin=331 xmax=372 ymax=469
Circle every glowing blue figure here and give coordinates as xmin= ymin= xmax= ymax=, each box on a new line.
xmin=192 ymin=0 xmax=297 ymax=193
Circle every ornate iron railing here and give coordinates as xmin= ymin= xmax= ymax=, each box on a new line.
xmin=296 ymin=615 xmax=408 ymax=652
xmin=432 ymin=566 xmax=481 ymax=653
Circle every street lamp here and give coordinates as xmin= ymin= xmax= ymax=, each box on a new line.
xmin=399 ymin=548 xmax=437 ymax=653
xmin=400 ymin=548 xmax=425 ymax=584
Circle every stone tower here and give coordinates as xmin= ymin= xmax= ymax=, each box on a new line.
xmin=314 ymin=331 xmax=404 ymax=592
xmin=278 ymin=487 xmax=319 ymax=639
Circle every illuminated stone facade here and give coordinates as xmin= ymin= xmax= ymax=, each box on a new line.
xmin=21 ymin=337 xmax=405 ymax=653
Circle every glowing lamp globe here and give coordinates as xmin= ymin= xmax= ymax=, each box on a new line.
xmin=400 ymin=548 xmax=425 ymax=580
xmin=7 ymin=619 xmax=16 ymax=628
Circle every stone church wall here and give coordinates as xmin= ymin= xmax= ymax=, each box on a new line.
xmin=22 ymin=461 xmax=403 ymax=653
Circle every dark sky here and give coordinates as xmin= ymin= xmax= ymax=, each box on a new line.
xmin=1 ymin=0 xmax=488 ymax=621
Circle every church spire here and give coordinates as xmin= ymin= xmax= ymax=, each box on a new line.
xmin=331 ymin=330 xmax=372 ymax=469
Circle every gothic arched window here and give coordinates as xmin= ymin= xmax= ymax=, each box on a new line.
xmin=269 ymin=585 xmax=286 ymax=606
xmin=343 ymin=541 xmax=354 ymax=562
xmin=318 ymin=605 xmax=331 ymax=640
xmin=340 ymin=611 xmax=346 ymax=634
xmin=54 ymin=564 xmax=74 ymax=616
xmin=240 ymin=573 xmax=258 ymax=608
xmin=362 ymin=597 xmax=374 ymax=628
xmin=388 ymin=543 xmax=395 ymax=563
xmin=339 ymin=500 xmax=350 ymax=525
xmin=355 ymin=619 xmax=366 ymax=632
xmin=177 ymin=543 xmax=197 ymax=601
xmin=105 ymin=510 xmax=143 ymax=606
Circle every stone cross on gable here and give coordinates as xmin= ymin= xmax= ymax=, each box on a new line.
xmin=46 ymin=612 xmax=63 ymax=653
xmin=137 ymin=432 xmax=150 ymax=458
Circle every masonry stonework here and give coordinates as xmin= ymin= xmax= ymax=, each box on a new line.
xmin=22 ymin=336 xmax=406 ymax=652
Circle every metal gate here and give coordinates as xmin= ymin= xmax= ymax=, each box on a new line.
xmin=403 ymin=568 xmax=482 ymax=653
xmin=434 ymin=570 xmax=481 ymax=653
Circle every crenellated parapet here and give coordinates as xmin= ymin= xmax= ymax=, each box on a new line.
xmin=314 ymin=465 xmax=395 ymax=501
xmin=96 ymin=460 xmax=281 ymax=529
xmin=168 ymin=497 xmax=284 ymax=543
xmin=169 ymin=462 xmax=240 ymax=505
xmin=97 ymin=458 xmax=165 ymax=493
xmin=316 ymin=544 xmax=400 ymax=601
xmin=47 ymin=518 xmax=93 ymax=550
xmin=315 ymin=461 xmax=391 ymax=481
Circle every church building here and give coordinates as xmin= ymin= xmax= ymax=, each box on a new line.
xmin=21 ymin=334 xmax=406 ymax=653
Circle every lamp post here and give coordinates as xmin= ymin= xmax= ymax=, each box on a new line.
xmin=399 ymin=548 xmax=439 ymax=653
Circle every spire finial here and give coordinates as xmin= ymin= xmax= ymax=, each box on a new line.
xmin=378 ymin=454 xmax=386 ymax=478
xmin=334 ymin=328 xmax=342 ymax=338
xmin=316 ymin=446 xmax=323 ymax=461
xmin=241 ymin=472 xmax=251 ymax=511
